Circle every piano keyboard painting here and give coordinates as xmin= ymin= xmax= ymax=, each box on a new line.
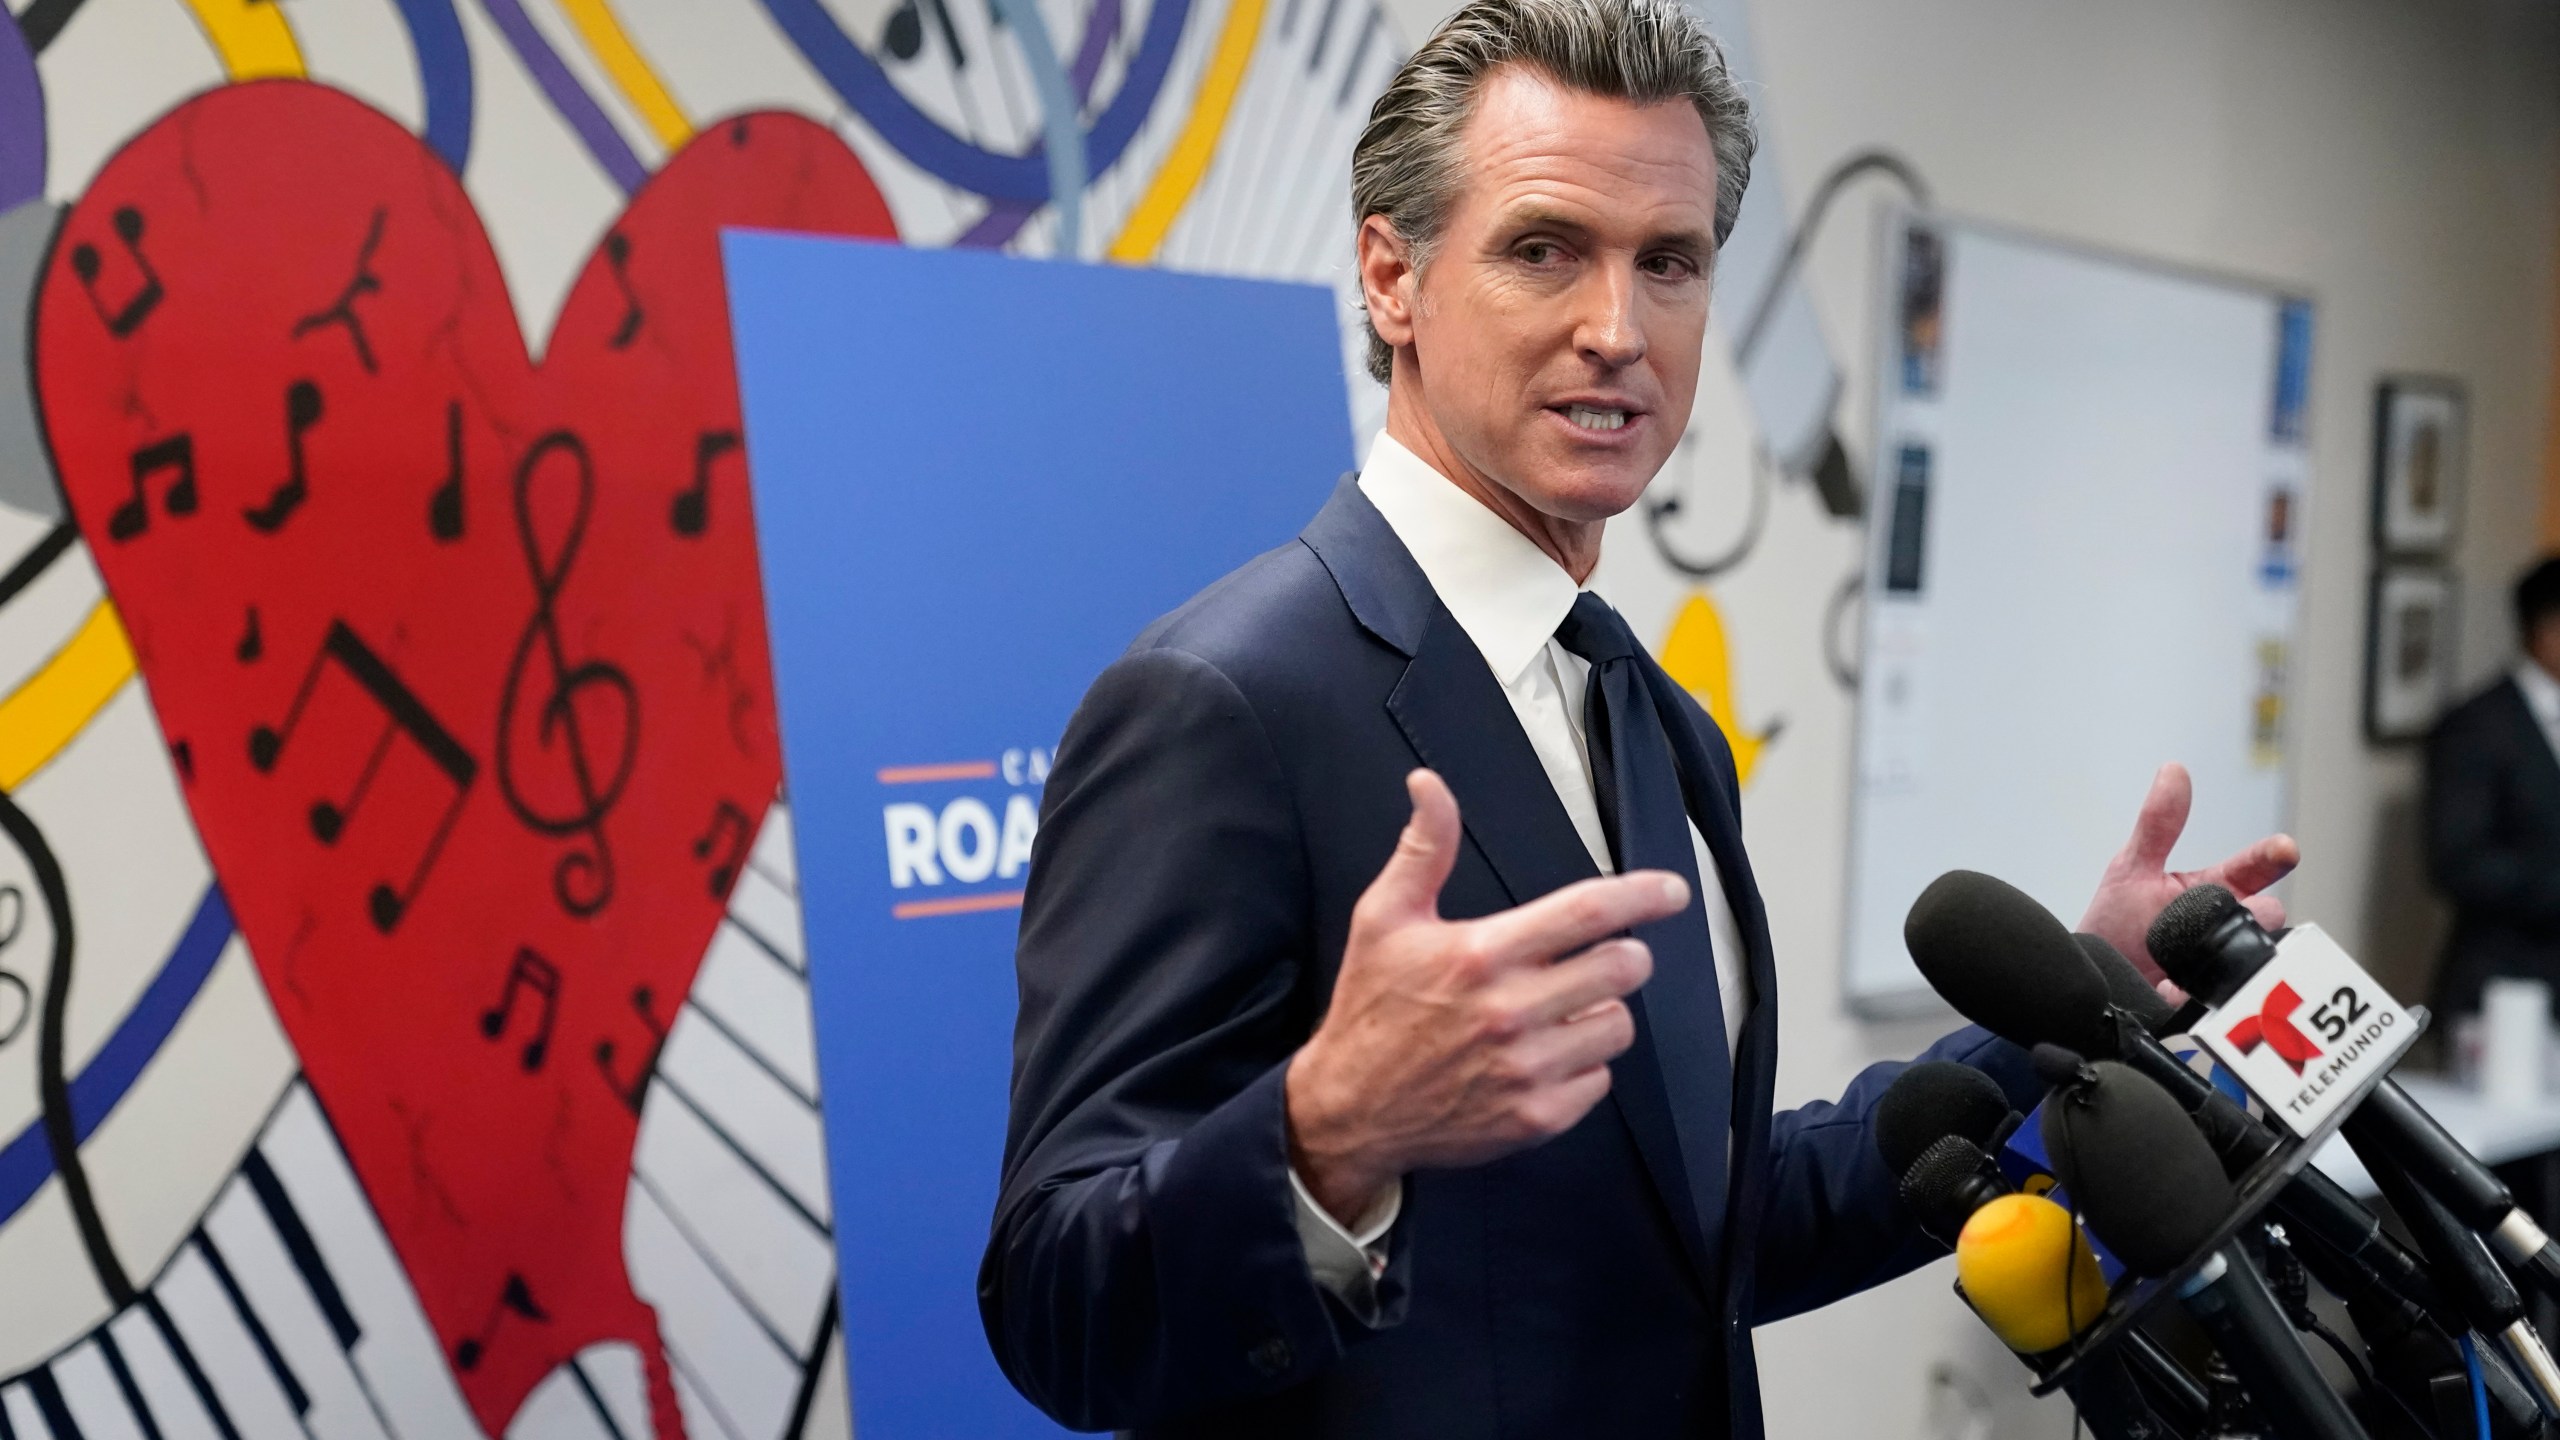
xmin=0 ymin=773 xmax=847 ymax=1440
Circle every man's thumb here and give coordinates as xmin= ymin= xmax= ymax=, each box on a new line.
xmin=1371 ymin=769 xmax=1461 ymax=917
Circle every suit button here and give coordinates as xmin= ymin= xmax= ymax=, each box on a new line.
xmin=1248 ymin=1336 xmax=1293 ymax=1376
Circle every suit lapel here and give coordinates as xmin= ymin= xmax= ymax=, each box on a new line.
xmin=1301 ymin=479 xmax=1717 ymax=1286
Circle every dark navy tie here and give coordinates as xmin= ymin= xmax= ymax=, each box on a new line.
xmin=1553 ymin=592 xmax=1733 ymax=1199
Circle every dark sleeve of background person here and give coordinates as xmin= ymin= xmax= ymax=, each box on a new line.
xmin=977 ymin=647 xmax=1406 ymax=1432
xmin=2426 ymin=688 xmax=2560 ymax=932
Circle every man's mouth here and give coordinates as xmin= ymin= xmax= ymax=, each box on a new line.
xmin=1562 ymin=404 xmax=1631 ymax=432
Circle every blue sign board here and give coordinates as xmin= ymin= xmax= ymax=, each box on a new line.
xmin=726 ymin=232 xmax=1353 ymax=1435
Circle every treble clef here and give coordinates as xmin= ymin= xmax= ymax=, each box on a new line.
xmin=496 ymin=431 xmax=639 ymax=918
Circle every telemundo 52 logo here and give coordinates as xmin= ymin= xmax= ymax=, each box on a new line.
xmin=876 ymin=747 xmax=1050 ymax=919
xmin=2198 ymin=924 xmax=2415 ymax=1139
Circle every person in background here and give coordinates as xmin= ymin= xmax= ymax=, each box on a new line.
xmin=2428 ymin=557 xmax=2560 ymax=1020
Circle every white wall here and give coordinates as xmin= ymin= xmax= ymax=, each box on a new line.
xmin=1365 ymin=0 xmax=2560 ymax=1433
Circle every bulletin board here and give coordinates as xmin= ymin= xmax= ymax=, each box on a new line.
xmin=1843 ymin=216 xmax=2315 ymax=1012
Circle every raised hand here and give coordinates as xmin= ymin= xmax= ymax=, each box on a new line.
xmin=2077 ymin=761 xmax=2300 ymax=983
xmin=1284 ymin=769 xmax=1686 ymax=1225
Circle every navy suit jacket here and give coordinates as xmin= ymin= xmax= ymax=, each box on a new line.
xmin=981 ymin=478 xmax=2039 ymax=1437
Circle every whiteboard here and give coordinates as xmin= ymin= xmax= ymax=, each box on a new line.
xmin=1843 ymin=216 xmax=2314 ymax=1012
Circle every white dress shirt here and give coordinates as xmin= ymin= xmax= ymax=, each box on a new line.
xmin=2516 ymin=661 xmax=2560 ymax=766
xmin=1289 ymin=433 xmax=1754 ymax=1317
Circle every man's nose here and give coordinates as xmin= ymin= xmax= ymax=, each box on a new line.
xmin=1574 ymin=262 xmax=1647 ymax=370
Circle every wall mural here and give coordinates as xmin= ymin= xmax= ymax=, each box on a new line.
xmin=0 ymin=0 xmax=1813 ymax=1435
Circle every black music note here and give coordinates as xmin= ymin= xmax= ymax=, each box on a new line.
xmin=594 ymin=985 xmax=668 ymax=1116
xmin=107 ymin=434 xmax=198 ymax=543
xmin=671 ymin=429 xmax=738 ymax=538
xmin=290 ymin=207 xmax=387 ymax=374
xmin=453 ymin=1272 xmax=546 ymax=1371
xmin=428 ymin=401 xmax=464 ymax=542
xmin=243 ymin=381 xmax=323 ymax=534
xmin=479 ymin=946 xmax=560 ymax=1072
xmin=692 ymin=799 xmax=751 ymax=900
xmin=885 ymin=0 xmax=965 ymax=63
xmin=497 ymin=432 xmax=637 ymax=919
xmin=236 ymin=606 xmax=262 ymax=664
xmin=169 ymin=738 xmax=193 ymax=782
xmin=69 ymin=206 xmax=164 ymax=338
xmin=881 ymin=0 xmax=924 ymax=57
xmin=603 ymin=233 xmax=643 ymax=350
xmin=248 ymin=620 xmax=479 ymax=933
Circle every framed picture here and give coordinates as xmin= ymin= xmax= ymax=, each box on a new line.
xmin=2372 ymin=377 xmax=2466 ymax=556
xmin=2366 ymin=565 xmax=2459 ymax=743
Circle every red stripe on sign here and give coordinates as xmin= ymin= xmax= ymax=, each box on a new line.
xmin=876 ymin=760 xmax=998 ymax=784
xmin=891 ymin=890 xmax=1027 ymax=920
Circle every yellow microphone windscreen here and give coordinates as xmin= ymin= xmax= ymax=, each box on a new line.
xmin=1954 ymin=1192 xmax=2108 ymax=1353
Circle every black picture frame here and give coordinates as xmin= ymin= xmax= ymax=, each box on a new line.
xmin=2370 ymin=376 xmax=2467 ymax=558
xmin=2364 ymin=563 xmax=2460 ymax=744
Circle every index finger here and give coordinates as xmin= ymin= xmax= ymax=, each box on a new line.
xmin=1471 ymin=869 xmax=1690 ymax=969
xmin=2193 ymin=833 xmax=2300 ymax=899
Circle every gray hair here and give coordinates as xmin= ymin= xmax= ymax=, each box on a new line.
xmin=1350 ymin=0 xmax=1756 ymax=383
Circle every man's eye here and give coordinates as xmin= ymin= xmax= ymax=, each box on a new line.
xmin=1519 ymin=242 xmax=1558 ymax=264
xmin=1643 ymin=254 xmax=1696 ymax=278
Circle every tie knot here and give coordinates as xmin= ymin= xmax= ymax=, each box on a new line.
xmin=1555 ymin=591 xmax=1638 ymax=665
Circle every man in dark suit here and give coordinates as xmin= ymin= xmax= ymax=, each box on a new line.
xmin=979 ymin=0 xmax=2297 ymax=1432
xmin=2428 ymin=557 xmax=2560 ymax=1018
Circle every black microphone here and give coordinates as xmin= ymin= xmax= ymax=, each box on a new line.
xmin=2077 ymin=932 xmax=2177 ymax=1031
xmin=2360 ymin=1139 xmax=2560 ymax=1419
xmin=1879 ymin=1073 xmax=2208 ymax=1438
xmin=2072 ymin=933 xmax=2456 ymax=1334
xmin=1906 ymin=872 xmax=2452 ymax=1332
xmin=1879 ymin=1061 xmax=2016 ymax=1248
xmin=2149 ymin=886 xmax=2560 ymax=1297
xmin=2043 ymin=1059 xmax=2372 ymax=1440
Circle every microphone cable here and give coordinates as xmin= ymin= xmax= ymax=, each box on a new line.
xmin=2462 ymin=1336 xmax=2493 ymax=1440
xmin=2262 ymin=1223 xmax=2443 ymax=1439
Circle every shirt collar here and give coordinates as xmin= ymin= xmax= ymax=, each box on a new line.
xmin=2517 ymin=661 xmax=2560 ymax=727
xmin=1356 ymin=432 xmax=1583 ymax=686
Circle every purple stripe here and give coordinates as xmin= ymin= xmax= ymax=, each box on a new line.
xmin=1068 ymin=0 xmax=1124 ymax=93
xmin=474 ymin=0 xmax=647 ymax=193
xmin=954 ymin=201 xmax=1038 ymax=249
xmin=955 ymin=0 xmax=1125 ymax=249
xmin=0 ymin=6 xmax=44 ymax=210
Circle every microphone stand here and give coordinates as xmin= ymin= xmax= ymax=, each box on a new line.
xmin=2362 ymin=1143 xmax=2560 ymax=1418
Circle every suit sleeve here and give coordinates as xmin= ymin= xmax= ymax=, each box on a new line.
xmin=979 ymin=646 xmax=1402 ymax=1431
xmin=1747 ymin=1027 xmax=2039 ymax=1325
xmin=2426 ymin=702 xmax=2560 ymax=928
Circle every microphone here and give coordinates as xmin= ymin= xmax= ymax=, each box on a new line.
xmin=1888 ymin=1110 xmax=2209 ymax=1437
xmin=2360 ymin=1139 xmax=2560 ymax=1417
xmin=2042 ymin=1059 xmax=2372 ymax=1440
xmin=2073 ymin=933 xmax=2455 ymax=1333
xmin=2076 ymin=932 xmax=2176 ymax=1031
xmin=1879 ymin=1061 xmax=2016 ymax=1248
xmin=1955 ymin=1191 xmax=2108 ymax=1353
xmin=2149 ymin=886 xmax=2560 ymax=1294
xmin=1906 ymin=872 xmax=2451 ymax=1330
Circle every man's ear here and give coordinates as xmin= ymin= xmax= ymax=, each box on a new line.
xmin=1357 ymin=215 xmax=1418 ymax=350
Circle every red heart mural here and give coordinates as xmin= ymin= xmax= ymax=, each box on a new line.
xmin=35 ymin=81 xmax=894 ymax=1437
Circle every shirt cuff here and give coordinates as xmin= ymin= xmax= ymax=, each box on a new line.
xmin=1287 ymin=1166 xmax=1401 ymax=1325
